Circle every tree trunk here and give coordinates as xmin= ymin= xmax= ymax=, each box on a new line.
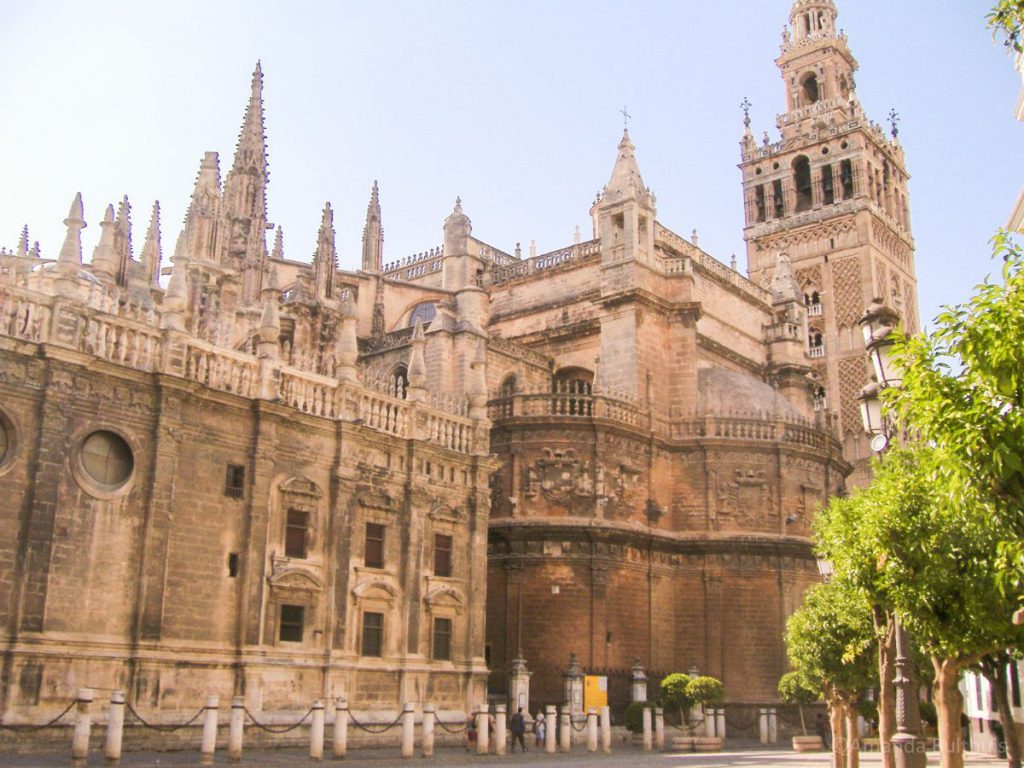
xmin=875 ymin=608 xmax=897 ymax=768
xmin=845 ymin=698 xmax=861 ymax=768
xmin=799 ymin=703 xmax=807 ymax=736
xmin=829 ymin=690 xmax=847 ymax=768
xmin=980 ymin=656 xmax=1022 ymax=768
xmin=934 ymin=657 xmax=966 ymax=768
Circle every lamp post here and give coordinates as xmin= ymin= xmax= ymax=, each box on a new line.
xmin=856 ymin=300 xmax=925 ymax=768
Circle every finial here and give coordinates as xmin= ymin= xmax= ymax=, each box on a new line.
xmin=454 ymin=196 xmax=463 ymax=214
xmin=740 ymin=97 xmax=752 ymax=129
xmin=17 ymin=225 xmax=29 ymax=257
xmin=140 ymin=200 xmax=162 ymax=284
xmin=272 ymin=226 xmax=284 ymax=260
xmin=620 ymin=105 xmax=631 ymax=130
xmin=888 ymin=108 xmax=900 ymax=139
xmin=730 ymin=254 xmax=738 ymax=272
xmin=691 ymin=228 xmax=699 ymax=247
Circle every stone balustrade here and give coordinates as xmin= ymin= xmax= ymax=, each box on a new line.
xmin=484 ymin=239 xmax=600 ymax=286
xmin=0 ymin=283 xmax=480 ymax=454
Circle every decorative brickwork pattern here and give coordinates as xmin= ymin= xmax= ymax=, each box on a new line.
xmin=838 ymin=357 xmax=868 ymax=437
xmin=875 ymin=261 xmax=888 ymax=303
xmin=831 ymin=257 xmax=863 ymax=328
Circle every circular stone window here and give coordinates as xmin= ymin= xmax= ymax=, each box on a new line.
xmin=79 ymin=430 xmax=134 ymax=493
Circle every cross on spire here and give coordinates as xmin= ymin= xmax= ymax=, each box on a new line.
xmin=620 ymin=106 xmax=631 ymax=129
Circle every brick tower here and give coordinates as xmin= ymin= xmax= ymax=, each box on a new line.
xmin=739 ymin=0 xmax=919 ymax=483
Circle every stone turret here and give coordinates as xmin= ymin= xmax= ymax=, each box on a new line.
xmin=139 ymin=201 xmax=162 ymax=289
xmin=406 ymin=319 xmax=427 ymax=402
xmin=336 ymin=298 xmax=358 ymax=382
xmin=590 ymin=130 xmax=656 ymax=264
xmin=90 ymin=204 xmax=119 ymax=283
xmin=442 ymin=197 xmax=474 ymax=291
xmin=257 ymin=267 xmax=281 ymax=360
xmin=181 ymin=152 xmax=222 ymax=264
xmin=113 ymin=197 xmax=132 ymax=287
xmin=766 ymin=252 xmax=814 ymax=415
xmin=55 ymin=192 xmax=86 ymax=296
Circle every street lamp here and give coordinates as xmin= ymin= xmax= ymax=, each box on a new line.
xmin=856 ymin=300 xmax=925 ymax=768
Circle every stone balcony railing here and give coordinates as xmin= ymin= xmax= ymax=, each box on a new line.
xmin=489 ymin=391 xmax=838 ymax=451
xmin=482 ymin=240 xmax=601 ymax=286
xmin=0 ymin=282 xmax=483 ymax=455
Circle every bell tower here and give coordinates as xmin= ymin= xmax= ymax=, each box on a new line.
xmin=739 ymin=0 xmax=919 ymax=483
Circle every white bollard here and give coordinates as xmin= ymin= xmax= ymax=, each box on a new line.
xmin=477 ymin=707 xmax=489 ymax=755
xmin=768 ymin=707 xmax=778 ymax=744
xmin=654 ymin=707 xmax=665 ymax=751
xmin=642 ymin=705 xmax=653 ymax=751
xmin=422 ymin=703 xmax=435 ymax=757
xmin=71 ymin=688 xmax=94 ymax=765
xmin=310 ymin=699 xmax=325 ymax=760
xmin=333 ymin=698 xmax=348 ymax=759
xmin=544 ymin=705 xmax=557 ymax=753
xmin=494 ymin=703 xmax=507 ymax=756
xmin=600 ymin=705 xmax=611 ymax=754
xmin=228 ymin=696 xmax=244 ymax=762
xmin=716 ymin=708 xmax=726 ymax=740
xmin=104 ymin=690 xmax=125 ymax=765
xmin=586 ymin=709 xmax=598 ymax=753
xmin=200 ymin=694 xmax=219 ymax=765
xmin=705 ymin=706 xmax=716 ymax=737
xmin=401 ymin=703 xmax=415 ymax=758
xmin=560 ymin=709 xmax=571 ymax=752
xmin=758 ymin=707 xmax=768 ymax=744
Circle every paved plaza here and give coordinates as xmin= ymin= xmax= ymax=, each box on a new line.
xmin=0 ymin=746 xmax=1004 ymax=767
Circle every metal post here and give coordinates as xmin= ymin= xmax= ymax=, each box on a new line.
xmin=332 ymin=698 xmax=348 ymax=759
xmin=104 ymin=690 xmax=125 ymax=765
xmin=200 ymin=694 xmax=219 ymax=765
xmin=892 ymin=616 xmax=926 ymax=768
xmin=401 ymin=703 xmax=415 ymax=758
xmin=228 ymin=695 xmax=244 ymax=762
xmin=642 ymin=705 xmax=653 ymax=751
xmin=655 ymin=707 xmax=665 ymax=751
xmin=310 ymin=699 xmax=325 ymax=760
xmin=71 ymin=688 xmax=94 ymax=765
xmin=422 ymin=703 xmax=435 ymax=757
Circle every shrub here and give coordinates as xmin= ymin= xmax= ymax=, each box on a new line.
xmin=624 ymin=701 xmax=654 ymax=734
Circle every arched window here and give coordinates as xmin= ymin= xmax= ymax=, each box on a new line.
xmin=813 ymin=386 xmax=828 ymax=411
xmin=793 ymin=156 xmax=813 ymax=212
xmin=552 ymin=368 xmax=593 ymax=416
xmin=408 ymin=302 xmax=436 ymax=328
xmin=800 ymin=73 xmax=820 ymax=105
xmin=821 ymin=165 xmax=835 ymax=205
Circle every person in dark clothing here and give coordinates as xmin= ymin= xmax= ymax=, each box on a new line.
xmin=816 ymin=713 xmax=832 ymax=750
xmin=510 ymin=707 xmax=527 ymax=752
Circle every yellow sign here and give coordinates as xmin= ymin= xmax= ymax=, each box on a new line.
xmin=584 ymin=675 xmax=608 ymax=710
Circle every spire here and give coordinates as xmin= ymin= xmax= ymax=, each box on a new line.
xmin=57 ymin=192 xmax=86 ymax=272
xmin=17 ymin=225 xmax=29 ymax=257
xmin=314 ymin=202 xmax=337 ymax=300
xmin=788 ymin=0 xmax=838 ymax=42
xmin=770 ymin=252 xmax=801 ymax=305
xmin=113 ymin=196 xmax=132 ymax=286
xmin=140 ymin=201 xmax=162 ymax=286
xmin=601 ymin=130 xmax=654 ymax=206
xmin=181 ymin=151 xmax=222 ymax=263
xmin=271 ymin=226 xmax=284 ymax=261
xmin=223 ymin=62 xmax=268 ymax=222
xmin=90 ymin=204 xmax=118 ymax=281
xmin=361 ymin=180 xmax=383 ymax=272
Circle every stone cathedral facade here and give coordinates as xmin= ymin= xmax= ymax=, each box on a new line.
xmin=0 ymin=0 xmax=912 ymax=725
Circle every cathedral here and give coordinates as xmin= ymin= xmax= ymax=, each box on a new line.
xmin=0 ymin=0 xmax=915 ymax=728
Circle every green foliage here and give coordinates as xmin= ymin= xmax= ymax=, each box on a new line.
xmin=856 ymin=697 xmax=878 ymax=726
xmin=784 ymin=578 xmax=876 ymax=694
xmin=988 ymin=0 xmax=1024 ymax=51
xmin=777 ymin=671 xmax=820 ymax=706
xmin=623 ymin=701 xmax=654 ymax=734
xmin=888 ymin=233 xmax=1024 ymax=597
xmin=659 ymin=673 xmax=692 ymax=713
xmin=687 ymin=676 xmax=724 ymax=707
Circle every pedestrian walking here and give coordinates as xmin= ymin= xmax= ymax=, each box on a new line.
xmin=511 ymin=707 xmax=527 ymax=752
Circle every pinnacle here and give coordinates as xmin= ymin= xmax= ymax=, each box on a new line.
xmin=65 ymin=192 xmax=85 ymax=224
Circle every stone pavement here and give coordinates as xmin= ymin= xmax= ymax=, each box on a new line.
xmin=0 ymin=746 xmax=1005 ymax=768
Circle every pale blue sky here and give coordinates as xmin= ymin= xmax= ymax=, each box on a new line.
xmin=0 ymin=0 xmax=1019 ymax=328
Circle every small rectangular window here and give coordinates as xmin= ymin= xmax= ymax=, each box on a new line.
xmin=227 ymin=552 xmax=239 ymax=578
xmin=224 ymin=464 xmax=245 ymax=498
xmin=279 ymin=604 xmax=304 ymax=643
xmin=285 ymin=509 xmax=309 ymax=559
xmin=362 ymin=611 xmax=383 ymax=656
xmin=434 ymin=534 xmax=453 ymax=577
xmin=365 ymin=523 xmax=385 ymax=568
xmin=754 ymin=184 xmax=766 ymax=222
xmin=432 ymin=617 xmax=452 ymax=661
